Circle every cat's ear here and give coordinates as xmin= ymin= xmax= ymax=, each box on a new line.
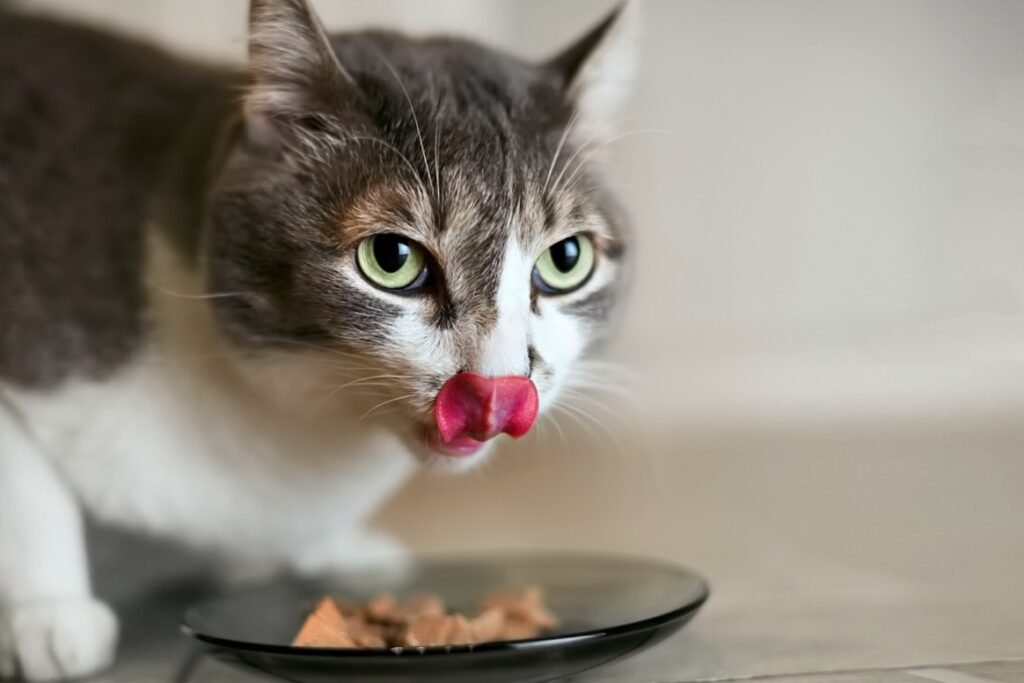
xmin=546 ymin=1 xmax=640 ymax=137
xmin=244 ymin=0 xmax=356 ymax=150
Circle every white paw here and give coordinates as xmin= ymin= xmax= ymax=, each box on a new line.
xmin=290 ymin=531 xmax=412 ymax=578
xmin=0 ymin=597 xmax=118 ymax=681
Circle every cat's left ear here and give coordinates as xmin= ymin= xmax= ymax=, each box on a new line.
xmin=244 ymin=0 xmax=357 ymax=151
xmin=545 ymin=1 xmax=641 ymax=137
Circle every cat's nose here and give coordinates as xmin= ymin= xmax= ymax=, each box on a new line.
xmin=434 ymin=373 xmax=539 ymax=444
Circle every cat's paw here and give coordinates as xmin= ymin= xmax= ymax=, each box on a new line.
xmin=0 ymin=597 xmax=118 ymax=681
xmin=290 ymin=531 xmax=412 ymax=579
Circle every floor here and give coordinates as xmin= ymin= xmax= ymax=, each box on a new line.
xmin=176 ymin=658 xmax=1024 ymax=683
xmin=90 ymin=604 xmax=1024 ymax=683
xmin=87 ymin=594 xmax=1024 ymax=683
xmin=79 ymin=524 xmax=1024 ymax=683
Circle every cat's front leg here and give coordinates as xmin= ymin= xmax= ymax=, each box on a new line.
xmin=211 ymin=554 xmax=288 ymax=588
xmin=0 ymin=405 xmax=117 ymax=681
xmin=211 ymin=527 xmax=411 ymax=588
xmin=288 ymin=529 xmax=411 ymax=580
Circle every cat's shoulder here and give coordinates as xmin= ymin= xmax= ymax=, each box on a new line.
xmin=0 ymin=12 xmax=231 ymax=389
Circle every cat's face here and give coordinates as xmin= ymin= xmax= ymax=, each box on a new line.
xmin=205 ymin=0 xmax=636 ymax=469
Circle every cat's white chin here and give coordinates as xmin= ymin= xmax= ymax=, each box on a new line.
xmin=401 ymin=425 xmax=498 ymax=470
xmin=428 ymin=431 xmax=486 ymax=458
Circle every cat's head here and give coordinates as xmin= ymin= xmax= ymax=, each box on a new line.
xmin=204 ymin=0 xmax=638 ymax=469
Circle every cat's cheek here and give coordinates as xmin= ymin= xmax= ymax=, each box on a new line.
xmin=379 ymin=311 xmax=461 ymax=382
xmin=529 ymin=308 xmax=589 ymax=409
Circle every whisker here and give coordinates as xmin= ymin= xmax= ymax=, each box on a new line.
xmin=336 ymin=374 xmax=406 ymax=389
xmin=558 ymin=381 xmax=663 ymax=490
xmin=564 ymin=360 xmax=639 ymax=394
xmin=562 ymin=381 xmax=638 ymax=406
xmin=136 ymin=346 xmax=377 ymax=377
xmin=316 ymin=379 xmax=391 ymax=413
xmin=556 ymin=384 xmax=631 ymax=437
xmin=342 ymin=388 xmax=395 ymax=398
xmin=376 ymin=52 xmax=435 ymax=201
xmin=554 ymin=401 xmax=633 ymax=468
xmin=341 ymin=135 xmax=425 ymax=193
xmin=574 ymin=358 xmax=637 ymax=374
xmin=358 ymin=393 xmax=416 ymax=423
xmin=561 ymin=371 xmax=637 ymax=394
xmin=564 ymin=389 xmax=628 ymax=404
xmin=547 ymin=127 xmax=610 ymax=199
xmin=545 ymin=113 xmax=653 ymax=198
xmin=555 ymin=129 xmax=677 ymax=198
xmin=549 ymin=404 xmax=593 ymax=446
xmin=431 ymin=74 xmax=442 ymax=209
xmin=434 ymin=123 xmax=441 ymax=209
xmin=240 ymin=335 xmax=378 ymax=364
xmin=543 ymin=108 xmax=581 ymax=195
xmin=145 ymin=281 xmax=248 ymax=300
xmin=316 ymin=381 xmax=404 ymax=410
xmin=539 ymin=411 xmax=569 ymax=452
xmin=361 ymin=405 xmax=405 ymax=418
xmin=574 ymin=181 xmax=638 ymax=196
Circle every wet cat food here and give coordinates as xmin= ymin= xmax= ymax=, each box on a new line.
xmin=292 ymin=587 xmax=558 ymax=648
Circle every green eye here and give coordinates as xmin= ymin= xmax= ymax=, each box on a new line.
xmin=356 ymin=234 xmax=428 ymax=291
xmin=533 ymin=234 xmax=595 ymax=294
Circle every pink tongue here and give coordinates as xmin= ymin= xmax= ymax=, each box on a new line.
xmin=434 ymin=373 xmax=539 ymax=444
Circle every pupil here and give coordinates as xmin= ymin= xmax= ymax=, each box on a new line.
xmin=373 ymin=235 xmax=410 ymax=273
xmin=551 ymin=237 xmax=580 ymax=273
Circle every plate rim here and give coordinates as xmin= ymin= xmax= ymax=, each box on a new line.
xmin=181 ymin=551 xmax=710 ymax=658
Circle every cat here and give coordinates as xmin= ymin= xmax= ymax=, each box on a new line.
xmin=0 ymin=0 xmax=637 ymax=679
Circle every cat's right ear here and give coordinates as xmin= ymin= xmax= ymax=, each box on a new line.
xmin=243 ymin=0 xmax=356 ymax=152
xmin=545 ymin=1 xmax=640 ymax=139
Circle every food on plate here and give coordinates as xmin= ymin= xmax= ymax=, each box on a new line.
xmin=292 ymin=587 xmax=558 ymax=648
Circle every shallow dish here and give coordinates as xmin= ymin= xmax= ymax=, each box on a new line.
xmin=182 ymin=553 xmax=709 ymax=683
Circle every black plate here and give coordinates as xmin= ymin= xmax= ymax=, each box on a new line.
xmin=182 ymin=553 xmax=709 ymax=683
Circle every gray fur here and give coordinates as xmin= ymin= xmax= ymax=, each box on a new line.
xmin=0 ymin=12 xmax=228 ymax=388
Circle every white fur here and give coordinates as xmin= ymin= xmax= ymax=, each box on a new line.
xmin=0 ymin=599 xmax=117 ymax=682
xmin=0 ymin=227 xmax=414 ymax=680
xmin=478 ymin=241 xmax=533 ymax=377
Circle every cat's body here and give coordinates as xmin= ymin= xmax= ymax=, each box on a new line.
xmin=0 ymin=1 xmax=636 ymax=680
xmin=0 ymin=9 xmax=411 ymax=567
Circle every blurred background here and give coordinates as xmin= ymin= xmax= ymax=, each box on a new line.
xmin=18 ymin=0 xmax=1024 ymax=678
